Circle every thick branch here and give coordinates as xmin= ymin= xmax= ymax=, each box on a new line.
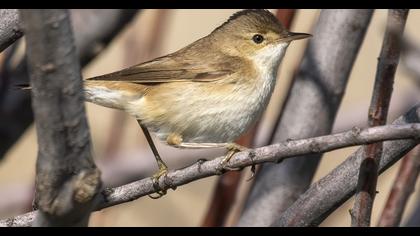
xmin=0 ymin=9 xmax=139 ymax=160
xmin=352 ymin=9 xmax=409 ymax=227
xmin=20 ymin=9 xmax=101 ymax=227
xmin=239 ymin=9 xmax=373 ymax=226
xmin=401 ymin=37 xmax=420 ymax=87
xmin=70 ymin=9 xmax=138 ymax=65
xmin=2 ymin=121 xmax=420 ymax=226
xmin=406 ymin=200 xmax=420 ymax=226
xmin=272 ymin=104 xmax=420 ymax=227
xmin=377 ymin=145 xmax=420 ymax=226
xmin=0 ymin=10 xmax=22 ymax=52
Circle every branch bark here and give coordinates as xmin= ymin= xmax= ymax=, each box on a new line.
xmin=271 ymin=104 xmax=420 ymax=227
xmin=238 ymin=9 xmax=373 ymax=226
xmin=0 ymin=9 xmax=22 ymax=52
xmin=377 ymin=145 xmax=420 ymax=227
xmin=401 ymin=36 xmax=420 ymax=88
xmin=0 ymin=9 xmax=139 ymax=160
xmin=2 ymin=120 xmax=420 ymax=226
xmin=20 ymin=9 xmax=101 ymax=227
xmin=70 ymin=9 xmax=138 ymax=66
xmin=351 ymin=9 xmax=409 ymax=227
xmin=406 ymin=199 xmax=420 ymax=226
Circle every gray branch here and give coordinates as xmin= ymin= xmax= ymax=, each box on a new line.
xmin=401 ymin=36 xmax=420 ymax=88
xmin=2 ymin=120 xmax=420 ymax=226
xmin=20 ymin=9 xmax=101 ymax=227
xmin=406 ymin=196 xmax=420 ymax=226
xmin=1 ymin=9 xmax=139 ymax=55
xmin=0 ymin=9 xmax=139 ymax=160
xmin=271 ymin=103 xmax=420 ymax=227
xmin=70 ymin=9 xmax=138 ymax=65
xmin=0 ymin=9 xmax=22 ymax=52
xmin=238 ymin=9 xmax=373 ymax=226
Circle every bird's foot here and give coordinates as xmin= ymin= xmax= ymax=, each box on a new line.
xmin=215 ymin=143 xmax=248 ymax=174
xmin=148 ymin=161 xmax=169 ymax=199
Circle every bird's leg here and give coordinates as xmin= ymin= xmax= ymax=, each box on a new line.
xmin=173 ymin=142 xmax=248 ymax=174
xmin=138 ymin=120 xmax=168 ymax=199
xmin=218 ymin=143 xmax=248 ymax=173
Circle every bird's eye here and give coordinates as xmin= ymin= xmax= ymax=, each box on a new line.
xmin=252 ymin=34 xmax=264 ymax=44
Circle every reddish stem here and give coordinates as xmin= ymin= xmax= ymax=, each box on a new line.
xmin=351 ymin=9 xmax=409 ymax=227
xmin=377 ymin=145 xmax=420 ymax=227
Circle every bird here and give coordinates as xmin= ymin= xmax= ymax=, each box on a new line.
xmin=30 ymin=9 xmax=312 ymax=198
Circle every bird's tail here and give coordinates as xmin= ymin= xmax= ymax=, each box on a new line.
xmin=14 ymin=80 xmax=146 ymax=111
xmin=83 ymin=80 xmax=146 ymax=110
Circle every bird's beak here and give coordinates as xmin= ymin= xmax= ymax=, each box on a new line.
xmin=284 ymin=31 xmax=312 ymax=42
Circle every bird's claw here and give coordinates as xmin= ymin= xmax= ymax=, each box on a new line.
xmin=148 ymin=165 xmax=169 ymax=199
xmin=215 ymin=143 xmax=249 ymax=174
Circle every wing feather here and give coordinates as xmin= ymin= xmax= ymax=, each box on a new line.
xmin=86 ymin=55 xmax=237 ymax=84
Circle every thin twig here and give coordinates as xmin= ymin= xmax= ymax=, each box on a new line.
xmin=20 ymin=9 xmax=101 ymax=226
xmin=377 ymin=145 xmax=420 ymax=227
xmin=351 ymin=9 xmax=409 ymax=227
xmin=2 ymin=122 xmax=420 ymax=227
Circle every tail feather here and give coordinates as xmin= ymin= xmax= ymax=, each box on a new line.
xmin=14 ymin=81 xmax=146 ymax=113
xmin=84 ymin=80 xmax=146 ymax=110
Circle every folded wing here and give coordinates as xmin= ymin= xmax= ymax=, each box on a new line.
xmin=86 ymin=54 xmax=239 ymax=84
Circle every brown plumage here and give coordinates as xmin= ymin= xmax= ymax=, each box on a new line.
xmin=82 ymin=9 xmax=310 ymax=197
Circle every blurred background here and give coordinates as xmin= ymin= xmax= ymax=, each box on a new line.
xmin=1 ymin=9 xmax=420 ymax=226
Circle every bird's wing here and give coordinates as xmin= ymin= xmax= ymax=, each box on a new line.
xmin=86 ymin=55 xmax=237 ymax=84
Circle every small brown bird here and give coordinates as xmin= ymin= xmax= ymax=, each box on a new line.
xmin=84 ymin=9 xmax=311 ymax=197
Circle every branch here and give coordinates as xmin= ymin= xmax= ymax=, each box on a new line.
xmin=275 ymin=9 xmax=296 ymax=28
xmin=4 ymin=93 xmax=418 ymax=219
xmin=70 ymin=9 xmax=138 ymax=65
xmin=0 ymin=9 xmax=22 ymax=52
xmin=271 ymin=104 xmax=420 ymax=227
xmin=2 ymin=121 xmax=420 ymax=226
xmin=201 ymin=171 xmax=242 ymax=226
xmin=401 ymin=36 xmax=420 ymax=87
xmin=406 ymin=199 xmax=420 ymax=226
xmin=377 ymin=145 xmax=420 ymax=226
xmin=20 ymin=9 xmax=101 ymax=227
xmin=0 ymin=9 xmax=139 ymax=160
xmin=238 ymin=9 xmax=374 ymax=226
xmin=352 ymin=9 xmax=409 ymax=227
xmin=0 ymin=9 xmax=139 ymax=56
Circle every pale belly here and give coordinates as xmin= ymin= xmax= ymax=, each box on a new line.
xmin=85 ymin=41 xmax=287 ymax=145
xmin=126 ymin=80 xmax=275 ymax=144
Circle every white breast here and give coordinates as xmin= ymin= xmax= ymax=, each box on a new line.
xmin=252 ymin=42 xmax=289 ymax=81
xmin=250 ymin=42 xmax=290 ymax=110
